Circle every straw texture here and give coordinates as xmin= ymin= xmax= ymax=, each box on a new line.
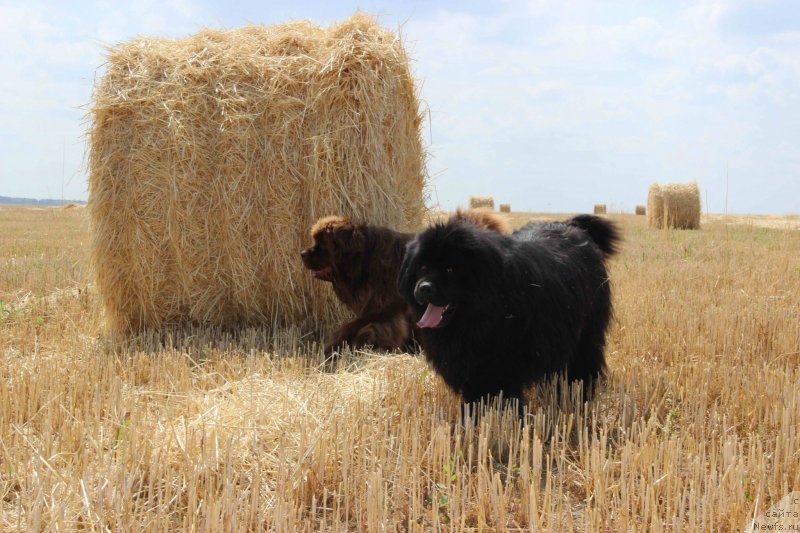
xmin=88 ymin=13 xmax=426 ymax=332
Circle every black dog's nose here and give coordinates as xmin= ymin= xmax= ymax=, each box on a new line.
xmin=414 ymin=280 xmax=435 ymax=303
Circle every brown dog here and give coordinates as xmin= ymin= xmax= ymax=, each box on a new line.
xmin=300 ymin=209 xmax=510 ymax=355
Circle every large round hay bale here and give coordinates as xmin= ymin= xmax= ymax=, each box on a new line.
xmin=593 ymin=204 xmax=607 ymax=215
xmin=88 ymin=14 xmax=426 ymax=333
xmin=647 ymin=183 xmax=664 ymax=228
xmin=469 ymin=196 xmax=494 ymax=210
xmin=635 ymin=205 xmax=646 ymax=216
xmin=662 ymin=182 xmax=701 ymax=229
xmin=499 ymin=203 xmax=511 ymax=213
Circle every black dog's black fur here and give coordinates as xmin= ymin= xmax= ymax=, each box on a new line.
xmin=398 ymin=213 xmax=620 ymax=407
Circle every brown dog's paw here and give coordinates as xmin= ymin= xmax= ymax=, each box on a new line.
xmin=321 ymin=343 xmax=342 ymax=372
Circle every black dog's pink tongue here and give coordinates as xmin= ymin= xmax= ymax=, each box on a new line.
xmin=417 ymin=304 xmax=445 ymax=328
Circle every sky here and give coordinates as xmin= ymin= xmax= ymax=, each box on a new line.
xmin=1 ymin=0 xmax=798 ymax=214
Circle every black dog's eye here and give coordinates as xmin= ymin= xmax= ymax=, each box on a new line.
xmin=446 ymin=267 xmax=454 ymax=274
xmin=420 ymin=265 xmax=428 ymax=272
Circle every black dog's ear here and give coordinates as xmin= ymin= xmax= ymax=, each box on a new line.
xmin=472 ymin=238 xmax=504 ymax=277
xmin=452 ymin=227 xmax=504 ymax=279
xmin=398 ymin=240 xmax=418 ymax=295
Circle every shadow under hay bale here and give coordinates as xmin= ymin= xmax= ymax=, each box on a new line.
xmin=88 ymin=13 xmax=427 ymax=333
xmin=647 ymin=182 xmax=700 ymax=229
xmin=499 ymin=203 xmax=511 ymax=213
xmin=469 ymin=196 xmax=494 ymax=210
xmin=635 ymin=205 xmax=646 ymax=216
xmin=593 ymin=204 xmax=607 ymax=215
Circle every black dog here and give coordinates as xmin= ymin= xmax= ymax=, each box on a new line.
xmin=398 ymin=213 xmax=620 ymax=407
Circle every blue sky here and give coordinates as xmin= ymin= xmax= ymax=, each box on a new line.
xmin=1 ymin=0 xmax=798 ymax=214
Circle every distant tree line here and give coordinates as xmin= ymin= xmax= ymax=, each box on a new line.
xmin=0 ymin=196 xmax=86 ymax=207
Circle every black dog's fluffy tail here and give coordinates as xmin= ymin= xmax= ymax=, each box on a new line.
xmin=568 ymin=214 xmax=621 ymax=258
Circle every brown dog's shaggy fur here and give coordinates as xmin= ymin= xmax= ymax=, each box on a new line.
xmin=453 ymin=207 xmax=510 ymax=234
xmin=301 ymin=209 xmax=510 ymax=355
xmin=301 ymin=217 xmax=414 ymax=355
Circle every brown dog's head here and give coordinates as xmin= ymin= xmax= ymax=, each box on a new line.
xmin=300 ymin=216 xmax=365 ymax=282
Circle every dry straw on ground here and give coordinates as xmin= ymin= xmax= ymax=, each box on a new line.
xmin=3 ymin=206 xmax=800 ymax=531
xmin=88 ymin=13 xmax=426 ymax=333
xmin=593 ymin=204 xmax=607 ymax=215
xmin=648 ymin=182 xmax=701 ymax=229
xmin=499 ymin=203 xmax=511 ymax=213
xmin=469 ymin=196 xmax=495 ymax=210
xmin=635 ymin=204 xmax=646 ymax=216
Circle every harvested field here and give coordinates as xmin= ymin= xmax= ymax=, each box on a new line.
xmin=702 ymin=213 xmax=800 ymax=230
xmin=1 ymin=205 xmax=798 ymax=531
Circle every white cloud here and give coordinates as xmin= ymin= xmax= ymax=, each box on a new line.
xmin=403 ymin=0 xmax=800 ymax=213
xmin=0 ymin=0 xmax=207 ymax=200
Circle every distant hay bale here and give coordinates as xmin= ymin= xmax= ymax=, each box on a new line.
xmin=662 ymin=183 xmax=701 ymax=229
xmin=593 ymin=204 xmax=607 ymax=215
xmin=648 ymin=182 xmax=700 ymax=229
xmin=635 ymin=205 xmax=646 ymax=216
xmin=647 ymin=184 xmax=664 ymax=228
xmin=469 ymin=196 xmax=494 ymax=210
xmin=88 ymin=13 xmax=426 ymax=333
xmin=499 ymin=203 xmax=510 ymax=213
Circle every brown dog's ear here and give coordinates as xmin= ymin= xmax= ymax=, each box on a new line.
xmin=331 ymin=224 xmax=365 ymax=252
